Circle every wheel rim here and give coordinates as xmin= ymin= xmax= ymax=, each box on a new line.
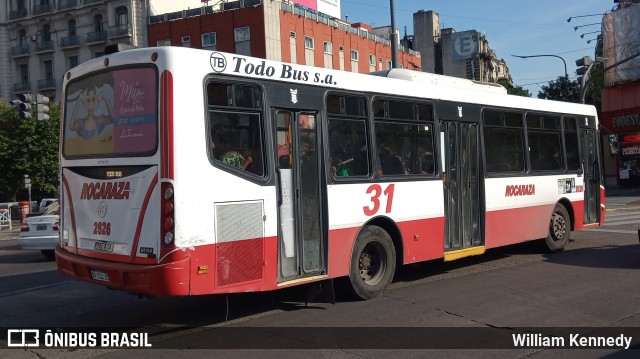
xmin=551 ymin=211 xmax=567 ymax=241
xmin=358 ymin=242 xmax=387 ymax=285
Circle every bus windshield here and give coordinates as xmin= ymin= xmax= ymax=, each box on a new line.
xmin=62 ymin=66 xmax=158 ymax=158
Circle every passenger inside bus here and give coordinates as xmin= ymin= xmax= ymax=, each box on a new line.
xmin=210 ymin=136 xmax=253 ymax=171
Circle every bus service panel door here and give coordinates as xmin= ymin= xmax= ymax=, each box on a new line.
xmin=274 ymin=109 xmax=325 ymax=282
xmin=440 ymin=121 xmax=483 ymax=251
xmin=581 ymin=128 xmax=600 ymax=224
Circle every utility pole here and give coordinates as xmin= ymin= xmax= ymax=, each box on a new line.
xmin=390 ymin=0 xmax=399 ymax=68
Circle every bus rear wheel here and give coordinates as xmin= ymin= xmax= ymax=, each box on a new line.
xmin=545 ymin=204 xmax=570 ymax=252
xmin=348 ymin=225 xmax=396 ymax=300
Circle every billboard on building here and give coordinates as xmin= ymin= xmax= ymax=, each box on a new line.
xmin=451 ymin=30 xmax=479 ymax=61
xmin=293 ymin=0 xmax=341 ymax=19
xmin=603 ymin=5 xmax=640 ymax=86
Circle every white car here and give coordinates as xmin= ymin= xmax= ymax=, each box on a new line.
xmin=19 ymin=202 xmax=59 ymax=259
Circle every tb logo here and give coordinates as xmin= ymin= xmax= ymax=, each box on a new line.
xmin=210 ymin=52 xmax=227 ymax=73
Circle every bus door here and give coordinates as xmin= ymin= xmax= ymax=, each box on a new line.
xmin=581 ymin=128 xmax=600 ymax=224
xmin=274 ymin=109 xmax=326 ymax=282
xmin=440 ymin=121 xmax=483 ymax=255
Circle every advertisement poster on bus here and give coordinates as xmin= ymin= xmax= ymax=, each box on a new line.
xmin=63 ymin=67 xmax=157 ymax=157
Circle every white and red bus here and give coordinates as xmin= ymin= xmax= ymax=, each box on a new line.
xmin=55 ymin=47 xmax=604 ymax=299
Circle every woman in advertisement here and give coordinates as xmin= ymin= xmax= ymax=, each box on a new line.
xmin=69 ymin=86 xmax=113 ymax=140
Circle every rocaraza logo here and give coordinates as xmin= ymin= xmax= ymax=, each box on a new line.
xmin=210 ymin=52 xmax=227 ymax=73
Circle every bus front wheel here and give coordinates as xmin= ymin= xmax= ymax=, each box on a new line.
xmin=545 ymin=204 xmax=570 ymax=252
xmin=348 ymin=225 xmax=396 ymax=300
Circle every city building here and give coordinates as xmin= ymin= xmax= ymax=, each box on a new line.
xmin=412 ymin=10 xmax=511 ymax=83
xmin=600 ymin=0 xmax=640 ymax=186
xmin=0 ymin=0 xmax=149 ymax=102
xmin=147 ymin=0 xmax=421 ymax=74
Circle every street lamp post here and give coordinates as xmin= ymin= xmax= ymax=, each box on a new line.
xmin=567 ymin=14 xmax=605 ymax=22
xmin=389 ymin=0 xmax=399 ymax=68
xmin=580 ymin=30 xmax=600 ymax=39
xmin=511 ymin=54 xmax=568 ymax=78
xmin=573 ymin=23 xmax=600 ymax=31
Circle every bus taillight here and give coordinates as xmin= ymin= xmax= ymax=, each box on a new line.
xmin=161 ymin=183 xmax=175 ymax=246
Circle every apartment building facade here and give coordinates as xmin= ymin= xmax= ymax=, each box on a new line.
xmin=412 ymin=10 xmax=511 ymax=83
xmin=147 ymin=0 xmax=421 ymax=75
xmin=0 ymin=0 xmax=149 ymax=102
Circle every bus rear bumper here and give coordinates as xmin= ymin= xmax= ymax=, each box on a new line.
xmin=55 ymin=246 xmax=191 ymax=296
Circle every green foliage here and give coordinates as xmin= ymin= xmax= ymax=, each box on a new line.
xmin=497 ymin=79 xmax=532 ymax=97
xmin=537 ymin=76 xmax=580 ymax=102
xmin=0 ymin=99 xmax=60 ymax=201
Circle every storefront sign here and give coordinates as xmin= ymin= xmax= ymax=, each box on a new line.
xmin=613 ymin=113 xmax=640 ymax=129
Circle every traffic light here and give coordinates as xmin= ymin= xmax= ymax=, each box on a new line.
xmin=36 ymin=94 xmax=50 ymax=121
xmin=17 ymin=93 xmax=33 ymax=120
xmin=575 ymin=56 xmax=593 ymax=85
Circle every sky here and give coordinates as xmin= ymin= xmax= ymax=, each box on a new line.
xmin=149 ymin=0 xmax=612 ymax=97
xmin=339 ymin=0 xmax=614 ymax=96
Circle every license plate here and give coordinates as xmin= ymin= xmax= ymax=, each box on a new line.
xmin=36 ymin=224 xmax=47 ymax=231
xmin=90 ymin=269 xmax=110 ymax=282
xmin=94 ymin=241 xmax=114 ymax=252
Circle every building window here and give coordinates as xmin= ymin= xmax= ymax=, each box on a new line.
xmin=17 ymin=0 xmax=26 ymax=10
xmin=324 ymin=41 xmax=332 ymax=54
xmin=182 ymin=36 xmax=191 ymax=47
xmin=42 ymin=24 xmax=51 ymax=42
xmin=234 ymin=27 xmax=250 ymax=42
xmin=387 ymin=60 xmax=392 ymax=70
xmin=202 ymin=32 xmax=216 ymax=48
xmin=369 ymin=54 xmax=375 ymax=66
xmin=43 ymin=60 xmax=53 ymax=80
xmin=20 ymin=64 xmax=28 ymax=83
xmin=290 ymin=31 xmax=296 ymax=38
xmin=68 ymin=55 xmax=79 ymax=70
xmin=115 ymin=7 xmax=128 ymax=26
xmin=93 ymin=14 xmax=103 ymax=32
xmin=304 ymin=36 xmax=314 ymax=50
xmin=234 ymin=27 xmax=251 ymax=56
xmin=157 ymin=39 xmax=171 ymax=46
xmin=350 ymin=50 xmax=358 ymax=61
xmin=68 ymin=19 xmax=77 ymax=36
xmin=19 ymin=29 xmax=27 ymax=47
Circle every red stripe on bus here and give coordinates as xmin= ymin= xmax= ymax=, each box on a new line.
xmin=485 ymin=203 xmax=556 ymax=248
xmin=129 ymin=173 xmax=159 ymax=261
xmin=160 ymin=70 xmax=174 ymax=179
xmin=61 ymin=175 xmax=78 ymax=254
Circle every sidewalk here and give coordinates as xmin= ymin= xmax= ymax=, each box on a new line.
xmin=0 ymin=220 xmax=21 ymax=241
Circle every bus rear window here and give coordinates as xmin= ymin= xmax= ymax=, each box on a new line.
xmin=63 ymin=66 xmax=158 ymax=158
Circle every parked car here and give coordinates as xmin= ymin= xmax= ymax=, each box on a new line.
xmin=38 ymin=198 xmax=58 ymax=213
xmin=18 ymin=202 xmax=59 ymax=259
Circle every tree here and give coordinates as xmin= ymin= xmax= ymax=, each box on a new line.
xmin=537 ymin=76 xmax=580 ymax=102
xmin=497 ymin=79 xmax=532 ymax=97
xmin=0 ymin=99 xmax=60 ymax=202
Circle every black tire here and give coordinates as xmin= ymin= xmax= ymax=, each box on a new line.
xmin=41 ymin=249 xmax=55 ymax=260
xmin=545 ymin=204 xmax=570 ymax=252
xmin=348 ymin=225 xmax=396 ymax=300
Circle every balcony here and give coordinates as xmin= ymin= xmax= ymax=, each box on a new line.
xmin=60 ymin=35 xmax=81 ymax=49
xmin=33 ymin=3 xmax=52 ymax=16
xmin=38 ymin=78 xmax=56 ymax=91
xmin=58 ymin=0 xmax=79 ymax=10
xmin=11 ymin=44 xmax=30 ymax=58
xmin=86 ymin=31 xmax=107 ymax=45
xmin=109 ymin=24 xmax=132 ymax=39
xmin=9 ymin=9 xmax=27 ymax=20
xmin=35 ymin=40 xmax=54 ymax=53
xmin=13 ymin=82 xmax=31 ymax=94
